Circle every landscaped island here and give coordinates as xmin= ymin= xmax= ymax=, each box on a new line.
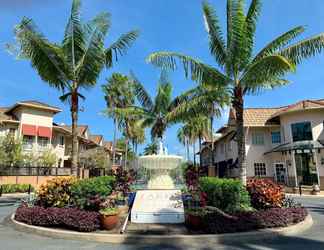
xmin=13 ymin=164 xmax=308 ymax=235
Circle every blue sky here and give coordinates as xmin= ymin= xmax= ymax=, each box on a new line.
xmin=1 ymin=0 xmax=324 ymax=157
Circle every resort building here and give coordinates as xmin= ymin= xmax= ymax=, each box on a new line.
xmin=0 ymin=100 xmax=118 ymax=168
xmin=201 ymin=99 xmax=324 ymax=189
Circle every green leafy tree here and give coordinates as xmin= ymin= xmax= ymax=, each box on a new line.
xmin=10 ymin=0 xmax=139 ymax=176
xmin=38 ymin=149 xmax=58 ymax=167
xmin=148 ymin=0 xmax=324 ymax=185
xmin=143 ymin=140 xmax=158 ymax=155
xmin=0 ymin=134 xmax=23 ymax=166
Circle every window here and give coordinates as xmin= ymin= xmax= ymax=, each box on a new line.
xmin=271 ymin=131 xmax=281 ymax=144
xmin=227 ymin=141 xmax=232 ymax=152
xmin=252 ymin=132 xmax=264 ymax=145
xmin=23 ymin=135 xmax=34 ymax=150
xmin=59 ymin=136 xmax=64 ymax=147
xmin=291 ymin=122 xmax=312 ymax=142
xmin=254 ymin=163 xmax=266 ymax=177
xmin=38 ymin=136 xmax=49 ymax=150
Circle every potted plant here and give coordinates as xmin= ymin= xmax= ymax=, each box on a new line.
xmin=185 ymin=207 xmax=206 ymax=230
xmin=99 ymin=195 xmax=119 ymax=230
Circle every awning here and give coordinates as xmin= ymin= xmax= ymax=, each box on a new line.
xmin=38 ymin=126 xmax=52 ymax=138
xmin=265 ymin=140 xmax=324 ymax=155
xmin=22 ymin=124 xmax=37 ymax=136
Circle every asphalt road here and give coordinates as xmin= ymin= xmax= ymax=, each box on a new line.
xmin=0 ymin=195 xmax=324 ymax=250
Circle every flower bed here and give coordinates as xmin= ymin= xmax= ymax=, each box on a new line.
xmin=201 ymin=207 xmax=308 ymax=234
xmin=15 ymin=205 xmax=100 ymax=232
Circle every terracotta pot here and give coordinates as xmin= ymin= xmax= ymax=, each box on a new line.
xmin=100 ymin=214 xmax=119 ymax=230
xmin=185 ymin=213 xmax=203 ymax=230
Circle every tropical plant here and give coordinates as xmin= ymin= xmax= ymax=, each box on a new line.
xmin=148 ymin=0 xmax=324 ymax=185
xmin=115 ymin=71 xmax=181 ymax=142
xmin=143 ymin=140 xmax=158 ymax=155
xmin=11 ymin=0 xmax=139 ymax=175
xmin=103 ymin=73 xmax=137 ymax=168
xmin=102 ymin=73 xmax=136 ymax=165
xmin=79 ymin=147 xmax=111 ymax=169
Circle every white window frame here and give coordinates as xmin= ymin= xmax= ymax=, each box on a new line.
xmin=59 ymin=135 xmax=65 ymax=147
xmin=252 ymin=132 xmax=265 ymax=145
xmin=254 ymin=162 xmax=266 ymax=177
xmin=23 ymin=135 xmax=35 ymax=151
xmin=38 ymin=136 xmax=49 ymax=151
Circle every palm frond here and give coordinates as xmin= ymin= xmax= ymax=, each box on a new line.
xmin=130 ymin=71 xmax=154 ymax=110
xmin=14 ymin=18 xmax=69 ymax=90
xmin=280 ymin=33 xmax=324 ymax=65
xmin=240 ymin=55 xmax=295 ymax=92
xmin=105 ymin=30 xmax=139 ymax=68
xmin=241 ymin=0 xmax=261 ymax=67
xmin=253 ymin=26 xmax=305 ymax=61
xmin=59 ymin=91 xmax=85 ymax=105
xmin=62 ymin=0 xmax=85 ymax=72
xmin=147 ymin=52 xmax=230 ymax=85
xmin=202 ymin=1 xmax=226 ymax=66
xmin=244 ymin=78 xmax=289 ymax=95
xmin=75 ymin=13 xmax=109 ymax=85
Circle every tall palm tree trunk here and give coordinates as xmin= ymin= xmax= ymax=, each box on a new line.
xmin=71 ymin=89 xmax=79 ymax=177
xmin=233 ymin=87 xmax=247 ymax=186
xmin=124 ymin=138 xmax=128 ymax=170
xmin=193 ymin=142 xmax=196 ymax=166
xmin=112 ymin=118 xmax=117 ymax=166
xmin=209 ymin=115 xmax=214 ymax=169
xmin=186 ymin=137 xmax=190 ymax=161
xmin=199 ymin=135 xmax=202 ymax=167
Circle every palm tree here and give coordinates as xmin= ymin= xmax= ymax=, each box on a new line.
xmin=143 ymin=140 xmax=159 ymax=155
xmin=11 ymin=0 xmax=139 ymax=176
xmin=102 ymin=73 xmax=136 ymax=165
xmin=128 ymin=120 xmax=145 ymax=155
xmin=115 ymin=71 xmax=178 ymax=141
xmin=177 ymin=127 xmax=190 ymax=161
xmin=169 ymin=84 xmax=229 ymax=168
xmin=148 ymin=0 xmax=324 ymax=185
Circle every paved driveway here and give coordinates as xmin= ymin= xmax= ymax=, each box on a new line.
xmin=1 ymin=196 xmax=324 ymax=250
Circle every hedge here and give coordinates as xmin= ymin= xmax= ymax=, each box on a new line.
xmin=1 ymin=184 xmax=34 ymax=194
xmin=199 ymin=177 xmax=251 ymax=213
xmin=15 ymin=205 xmax=100 ymax=232
xmin=70 ymin=176 xmax=115 ymax=211
xmin=202 ymin=207 xmax=308 ymax=234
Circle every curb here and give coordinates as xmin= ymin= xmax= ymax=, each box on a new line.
xmin=10 ymin=213 xmax=313 ymax=244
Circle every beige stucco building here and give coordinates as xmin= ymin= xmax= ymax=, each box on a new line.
xmin=201 ymin=99 xmax=324 ymax=189
xmin=0 ymin=101 xmax=119 ymax=168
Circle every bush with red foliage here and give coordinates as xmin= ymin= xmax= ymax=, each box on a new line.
xmin=202 ymin=207 xmax=308 ymax=234
xmin=246 ymin=178 xmax=285 ymax=210
xmin=15 ymin=205 xmax=100 ymax=232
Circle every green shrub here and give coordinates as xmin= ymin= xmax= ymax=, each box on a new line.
xmin=199 ymin=177 xmax=251 ymax=213
xmin=70 ymin=176 xmax=115 ymax=211
xmin=36 ymin=176 xmax=77 ymax=208
xmin=1 ymin=184 xmax=34 ymax=193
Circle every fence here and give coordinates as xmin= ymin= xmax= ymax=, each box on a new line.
xmin=0 ymin=167 xmax=73 ymax=176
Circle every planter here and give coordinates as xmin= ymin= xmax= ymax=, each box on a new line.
xmin=117 ymin=205 xmax=129 ymax=215
xmin=185 ymin=213 xmax=203 ymax=230
xmin=100 ymin=213 xmax=119 ymax=230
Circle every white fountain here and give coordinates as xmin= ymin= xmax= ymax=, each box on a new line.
xmin=131 ymin=141 xmax=185 ymax=224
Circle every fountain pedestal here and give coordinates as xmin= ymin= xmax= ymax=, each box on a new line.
xmin=131 ymin=190 xmax=185 ymax=224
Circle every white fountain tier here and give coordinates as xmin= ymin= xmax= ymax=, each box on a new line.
xmin=138 ymin=155 xmax=182 ymax=189
xmin=131 ymin=142 xmax=184 ymax=224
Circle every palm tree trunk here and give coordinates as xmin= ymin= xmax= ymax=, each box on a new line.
xmin=193 ymin=142 xmax=196 ymax=166
xmin=199 ymin=135 xmax=202 ymax=167
xmin=233 ymin=87 xmax=247 ymax=186
xmin=124 ymin=138 xmax=128 ymax=170
xmin=186 ymin=137 xmax=190 ymax=161
xmin=209 ymin=115 xmax=214 ymax=167
xmin=112 ymin=118 xmax=117 ymax=166
xmin=71 ymin=89 xmax=79 ymax=177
